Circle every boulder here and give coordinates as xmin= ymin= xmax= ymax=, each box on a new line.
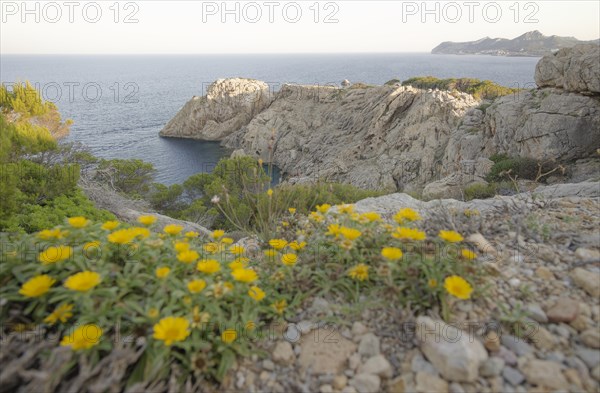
xmin=535 ymin=44 xmax=600 ymax=94
xmin=415 ymin=317 xmax=488 ymax=382
xmin=159 ymin=78 xmax=272 ymax=140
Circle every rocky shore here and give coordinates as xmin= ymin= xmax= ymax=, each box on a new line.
xmin=160 ymin=44 xmax=600 ymax=195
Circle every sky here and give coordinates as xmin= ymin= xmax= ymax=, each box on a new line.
xmin=1 ymin=1 xmax=599 ymax=54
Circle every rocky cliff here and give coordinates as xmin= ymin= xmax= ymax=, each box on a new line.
xmin=160 ymin=45 xmax=600 ymax=192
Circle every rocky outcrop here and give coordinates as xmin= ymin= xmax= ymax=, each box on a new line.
xmin=161 ymin=45 xmax=600 ymax=191
xmin=535 ymin=44 xmax=600 ymax=94
xmin=159 ymin=78 xmax=273 ymax=140
xmin=223 ymin=84 xmax=477 ymax=190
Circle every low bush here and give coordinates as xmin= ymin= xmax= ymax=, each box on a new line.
xmin=464 ymin=183 xmax=497 ymax=201
xmin=402 ymin=76 xmax=520 ymax=100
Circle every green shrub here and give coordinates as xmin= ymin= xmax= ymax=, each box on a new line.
xmin=95 ymin=158 xmax=156 ymax=197
xmin=402 ymin=77 xmax=520 ymax=100
xmin=486 ymin=156 xmax=541 ymax=182
xmin=464 ymin=183 xmax=497 ymax=201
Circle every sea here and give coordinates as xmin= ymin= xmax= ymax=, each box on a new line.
xmin=0 ymin=53 xmax=539 ymax=185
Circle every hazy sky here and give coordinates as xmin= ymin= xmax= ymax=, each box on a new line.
xmin=1 ymin=1 xmax=599 ymax=54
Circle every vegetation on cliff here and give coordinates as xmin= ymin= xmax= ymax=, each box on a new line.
xmin=402 ymin=76 xmax=521 ymax=100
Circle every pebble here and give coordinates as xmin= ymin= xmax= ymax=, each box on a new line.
xmin=508 ymin=278 xmax=521 ymax=287
xmin=575 ymin=248 xmax=600 ymax=261
xmin=411 ymin=353 xmax=438 ymax=375
xmin=535 ymin=266 xmax=554 ymax=280
xmin=297 ymin=320 xmax=314 ymax=334
xmin=571 ymin=268 xmax=600 ymax=297
xmin=546 ymin=298 xmax=580 ymax=323
xmin=524 ymin=303 xmax=548 ymax=323
xmin=502 ymin=366 xmax=525 ymax=386
xmin=479 ymin=357 xmax=505 ymax=377
xmin=581 ymin=329 xmax=600 ymax=349
xmin=358 ymin=355 xmax=393 ymax=378
xmin=570 ymin=314 xmax=591 ymax=331
xmin=284 ymin=324 xmax=302 ymax=343
xmin=272 ymin=341 xmax=295 ymax=365
xmin=520 ymin=359 xmax=569 ymax=390
xmin=348 ymin=353 xmax=361 ymax=370
xmin=350 ymin=373 xmax=381 ymax=393
xmin=496 ymin=347 xmax=518 ymax=366
xmin=262 ymin=359 xmax=275 ymax=371
xmin=501 ymin=335 xmax=534 ymax=356
xmin=591 ymin=365 xmax=600 ymax=381
xmin=484 ymin=331 xmax=501 ymax=352
xmin=332 ymin=375 xmax=348 ymax=390
xmin=415 ymin=371 xmax=448 ymax=393
xmin=576 ymin=347 xmax=600 ymax=369
xmin=449 ymin=382 xmax=466 ymax=393
xmin=319 ymin=384 xmax=333 ymax=393
xmin=341 ymin=386 xmax=357 ymax=393
xmin=532 ymin=326 xmax=556 ymax=350
xmin=352 ymin=322 xmax=368 ymax=337
xmin=358 ymin=333 xmax=380 ymax=357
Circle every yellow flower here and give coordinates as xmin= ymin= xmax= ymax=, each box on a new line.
xmin=316 ymin=204 xmax=331 ymax=213
xmin=148 ymin=308 xmax=159 ymax=318
xmin=187 ymin=279 xmax=207 ymax=293
xmin=229 ymin=244 xmax=245 ymax=255
xmin=156 ymin=266 xmax=171 ymax=278
xmin=64 ymin=271 xmax=101 ymax=292
xmin=83 ymin=241 xmax=101 ymax=255
xmin=269 ymin=239 xmax=288 ymax=250
xmin=228 ymin=257 xmax=249 ymax=270
xmin=191 ymin=306 xmax=210 ymax=328
xmin=309 ymin=212 xmax=324 ymax=222
xmin=258 ymin=158 xmax=264 ymax=166
xmin=281 ymin=253 xmax=298 ymax=266
xmin=101 ymin=221 xmax=120 ymax=230
xmin=231 ymin=268 xmax=258 ymax=283
xmin=288 ymin=208 xmax=296 ymax=214
xmin=381 ymin=247 xmax=403 ymax=260
xmin=393 ymin=208 xmax=421 ymax=223
xmin=444 ymin=275 xmax=473 ymax=300
xmin=428 ymin=279 xmax=438 ymax=288
xmin=19 ymin=275 xmax=55 ymax=297
xmin=185 ymin=231 xmax=200 ymax=238
xmin=439 ymin=230 xmax=464 ymax=243
xmin=174 ymin=241 xmax=190 ymax=252
xmin=131 ymin=227 xmax=150 ymax=239
xmin=212 ymin=229 xmax=225 ymax=239
xmin=107 ymin=229 xmax=136 ymax=244
xmin=288 ymin=241 xmax=307 ymax=251
xmin=153 ymin=317 xmax=190 ymax=346
xmin=348 ymin=264 xmax=369 ymax=281
xmin=221 ymin=329 xmax=237 ymax=344
xmin=183 ymin=296 xmax=192 ymax=305
xmin=164 ymin=224 xmax=184 ymax=235
xmin=138 ymin=215 xmax=157 ymax=226
xmin=221 ymin=237 xmax=234 ymax=244
xmin=461 ymin=249 xmax=477 ymax=260
xmin=68 ymin=216 xmax=89 ymax=228
xmin=326 ymin=224 xmax=341 ymax=237
xmin=177 ymin=250 xmax=199 ymax=264
xmin=197 ymin=259 xmax=221 ymax=274
xmin=264 ymin=249 xmax=278 ymax=258
xmin=44 ymin=304 xmax=73 ymax=325
xmin=248 ymin=286 xmax=265 ymax=301
xmin=340 ymin=226 xmax=362 ymax=241
xmin=245 ymin=321 xmax=256 ymax=331
xmin=360 ymin=212 xmax=381 ymax=222
xmin=37 ymin=228 xmax=67 ymax=240
xmin=38 ymin=245 xmax=73 ymax=265
xmin=392 ymin=227 xmax=426 ymax=241
xmin=337 ymin=204 xmax=355 ymax=214
xmin=271 ymin=299 xmax=287 ymax=315
xmin=267 ymin=188 xmax=273 ymax=197
xmin=340 ymin=239 xmax=354 ymax=250
xmin=203 ymin=242 xmax=220 ymax=254
xmin=61 ymin=324 xmax=102 ymax=350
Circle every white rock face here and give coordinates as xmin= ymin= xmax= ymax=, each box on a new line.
xmin=415 ymin=317 xmax=488 ymax=382
xmin=223 ymin=84 xmax=477 ymax=190
xmin=535 ymin=44 xmax=600 ymax=94
xmin=159 ymin=78 xmax=272 ymax=140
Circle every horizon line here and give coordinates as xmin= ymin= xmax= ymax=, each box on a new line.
xmin=0 ymin=51 xmax=434 ymax=56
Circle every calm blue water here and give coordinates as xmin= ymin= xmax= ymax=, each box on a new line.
xmin=0 ymin=54 xmax=539 ymax=184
